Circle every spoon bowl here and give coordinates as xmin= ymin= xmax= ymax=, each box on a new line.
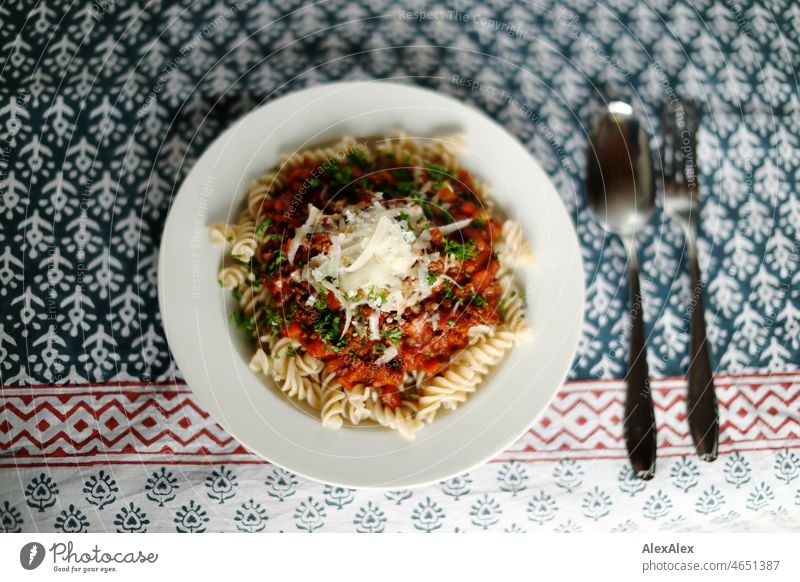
xmin=586 ymin=101 xmax=655 ymax=243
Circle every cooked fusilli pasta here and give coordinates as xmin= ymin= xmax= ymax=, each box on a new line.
xmin=212 ymin=135 xmax=532 ymax=439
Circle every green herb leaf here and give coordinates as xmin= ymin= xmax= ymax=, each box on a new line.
xmin=444 ymin=238 xmax=478 ymax=261
xmin=313 ymin=308 xmax=347 ymax=350
xmin=347 ymin=148 xmax=372 ymax=171
xmin=443 ymin=280 xmax=455 ymax=299
xmin=470 ymin=292 xmax=488 ymax=308
xmin=254 ymin=218 xmax=273 ymax=237
xmin=228 ymin=311 xmax=255 ymax=334
xmin=381 ymin=327 xmax=403 ymax=344
xmin=425 ymin=162 xmax=456 ymax=179
xmin=262 ymin=308 xmax=281 ymax=335
xmin=268 ymin=250 xmax=287 ymax=273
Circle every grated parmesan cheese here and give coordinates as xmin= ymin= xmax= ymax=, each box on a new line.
xmin=295 ymin=202 xmax=435 ymax=337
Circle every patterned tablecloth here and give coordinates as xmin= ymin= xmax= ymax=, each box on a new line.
xmin=2 ymin=0 xmax=800 ymax=533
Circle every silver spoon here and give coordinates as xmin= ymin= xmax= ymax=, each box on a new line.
xmin=586 ymin=101 xmax=657 ymax=480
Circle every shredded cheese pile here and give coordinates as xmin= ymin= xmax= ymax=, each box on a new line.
xmin=290 ymin=200 xmax=445 ymax=339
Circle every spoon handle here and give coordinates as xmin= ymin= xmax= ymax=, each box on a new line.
xmin=625 ymin=254 xmax=657 ymax=480
xmin=686 ymin=237 xmax=720 ymax=461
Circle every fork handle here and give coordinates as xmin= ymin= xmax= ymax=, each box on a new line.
xmin=624 ymin=251 xmax=657 ymax=480
xmin=686 ymin=237 xmax=720 ymax=461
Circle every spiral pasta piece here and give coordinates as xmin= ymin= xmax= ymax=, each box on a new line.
xmin=320 ymin=372 xmax=345 ymax=429
xmin=295 ymin=353 xmax=325 ymax=376
xmin=440 ymin=389 xmax=470 ymax=410
xmin=269 ymin=337 xmax=295 ymax=379
xmin=246 ymin=171 xmax=285 ymax=217
xmin=416 ymin=363 xmax=477 ymax=423
xmin=497 ymin=220 xmax=534 ymax=277
xmin=497 ymin=276 xmax=529 ymax=337
xmin=279 ymin=359 xmax=322 ymax=409
xmin=209 ymin=223 xmax=238 ymax=245
xmin=458 ymin=329 xmax=516 ymax=375
xmin=218 ymin=265 xmax=247 ymax=289
xmin=467 ymin=323 xmax=494 ymax=345
xmin=238 ymin=283 xmax=270 ymax=319
xmin=369 ymin=399 xmax=423 ymax=440
xmin=342 ymin=383 xmax=373 ymax=425
xmin=248 ymin=348 xmax=270 ymax=376
xmin=231 ymin=211 xmax=258 ymax=262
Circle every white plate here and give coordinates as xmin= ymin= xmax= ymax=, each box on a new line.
xmin=158 ymin=81 xmax=584 ymax=488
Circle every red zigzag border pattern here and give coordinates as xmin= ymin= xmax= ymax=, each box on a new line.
xmin=1 ymin=373 xmax=799 ymax=466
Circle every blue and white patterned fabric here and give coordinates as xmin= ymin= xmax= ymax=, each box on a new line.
xmin=1 ymin=0 xmax=799 ymax=532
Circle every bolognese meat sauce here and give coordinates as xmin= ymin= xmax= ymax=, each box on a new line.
xmin=240 ymin=145 xmax=504 ymax=409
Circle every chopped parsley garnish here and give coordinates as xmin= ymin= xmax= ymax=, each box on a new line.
xmin=425 ymin=162 xmax=456 ymax=179
xmin=396 ymin=211 xmax=409 ymax=223
xmin=307 ymin=177 xmax=320 ymax=188
xmin=472 ymin=216 xmax=485 ymax=228
xmin=231 ymin=286 xmax=243 ymax=301
xmin=381 ymin=327 xmax=403 ymax=344
xmin=314 ymin=308 xmax=346 ymax=350
xmin=367 ymin=286 xmax=388 ymax=303
xmin=443 ymin=280 xmax=455 ymax=299
xmin=347 ymin=148 xmax=372 ymax=171
xmin=246 ymin=259 xmax=268 ymax=288
xmin=268 ymin=249 xmax=287 ymax=272
xmin=285 ymin=346 xmax=297 ymax=357
xmin=383 ymin=179 xmax=417 ymax=199
xmin=228 ymin=311 xmax=255 ymax=334
xmin=262 ymin=308 xmax=281 ymax=335
xmin=448 ymin=319 xmax=456 ymax=327
xmin=444 ymin=238 xmax=478 ymax=261
xmin=470 ymin=292 xmax=488 ymax=308
xmin=314 ymin=296 xmax=328 ymax=310
xmin=373 ymin=343 xmax=387 ymax=355
xmin=326 ymin=159 xmax=354 ymax=191
xmin=426 ymin=271 xmax=438 ymax=285
xmin=254 ymin=218 xmax=273 ymax=237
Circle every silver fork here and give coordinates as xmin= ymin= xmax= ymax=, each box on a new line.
xmin=661 ymin=98 xmax=719 ymax=462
